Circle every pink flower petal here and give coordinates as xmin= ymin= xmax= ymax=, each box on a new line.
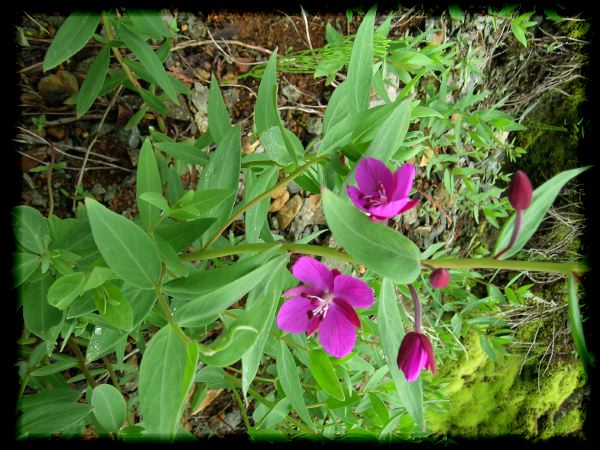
xmin=347 ymin=185 xmax=370 ymax=213
xmin=397 ymin=198 xmax=419 ymax=214
xmin=333 ymin=274 xmax=374 ymax=309
xmin=276 ymin=297 xmax=313 ymax=333
xmin=392 ymin=163 xmax=416 ymax=200
xmin=333 ymin=298 xmax=361 ymax=328
xmin=419 ymin=334 xmax=436 ymax=373
xmin=368 ymin=198 xmax=409 ymax=218
xmin=292 ymin=257 xmax=333 ymax=293
xmin=355 ymin=158 xmax=394 ymax=196
xmin=283 ymin=285 xmax=322 ymax=298
xmin=306 ymin=317 xmax=321 ymax=337
xmin=318 ymin=303 xmax=357 ymax=358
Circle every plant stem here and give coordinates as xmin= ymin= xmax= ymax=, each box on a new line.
xmin=181 ymin=241 xmax=588 ymax=274
xmin=101 ymin=13 xmax=141 ymax=90
xmin=225 ymin=373 xmax=316 ymax=435
xmin=408 ymin=284 xmax=422 ymax=333
xmin=102 ymin=356 xmax=121 ymax=390
xmin=493 ymin=208 xmax=523 ymax=259
xmin=201 ymin=156 xmax=328 ymax=250
xmin=68 ymin=338 xmax=97 ymax=388
xmin=228 ymin=380 xmax=252 ymax=431
xmin=155 ymin=266 xmax=191 ymax=343
xmin=47 ymin=143 xmax=56 ymax=218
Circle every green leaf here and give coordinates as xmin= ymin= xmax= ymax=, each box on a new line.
xmin=30 ymin=356 xmax=79 ymax=377
xmin=243 ymin=167 xmax=279 ymax=243
xmin=22 ymin=274 xmax=63 ymax=342
xmin=139 ymin=192 xmax=170 ymax=212
xmin=510 ymin=21 xmax=528 ymax=47
xmin=138 ymin=87 xmax=169 ymax=115
xmin=362 ymin=98 xmax=411 ymax=160
xmin=167 ymin=189 xmax=235 ymax=221
xmin=76 ymin=45 xmax=110 ymax=117
xmin=198 ymin=125 xmax=242 ymax=245
xmin=43 ymin=12 xmax=100 ymax=70
xmin=254 ymin=50 xmax=280 ymax=136
xmin=164 ymin=245 xmax=280 ymax=300
xmin=86 ymin=197 xmax=161 ymax=289
xmin=346 ymin=7 xmax=375 ymax=112
xmin=97 ymin=284 xmax=134 ymax=331
xmin=198 ymin=259 xmax=287 ymax=366
xmin=494 ymin=166 xmax=591 ymax=259
xmin=173 ymin=254 xmax=287 ymax=327
xmin=91 ymin=384 xmax=127 ymax=433
xmin=155 ymin=218 xmax=215 ymax=252
xmin=155 ymin=141 xmax=209 ymax=165
xmin=307 ymin=349 xmax=345 ymax=401
xmin=567 ymin=273 xmax=595 ymax=373
xmin=137 ymin=138 xmax=163 ymax=230
xmin=83 ymin=266 xmax=115 ymax=292
xmin=17 ymin=402 xmax=93 ymax=438
xmin=167 ymin=165 xmax=184 ymax=205
xmin=322 ymin=81 xmax=350 ymax=135
xmin=47 ymin=272 xmax=86 ymax=310
xmin=276 ymin=340 xmax=315 ymax=430
xmin=138 ymin=324 xmax=198 ymax=439
xmin=321 ymin=189 xmax=421 ymax=284
xmin=152 ymin=233 xmax=189 ymax=278
xmin=118 ymin=22 xmax=177 ymax=102
xmin=13 ymin=252 xmax=40 ymax=288
xmin=128 ymin=10 xmax=171 ymax=39
xmin=378 ymin=278 xmax=424 ymax=429
xmin=208 ymin=75 xmax=232 ymax=144
xmin=20 ymin=389 xmax=81 ymax=412
xmin=259 ymin=126 xmax=303 ymax=166
xmin=86 ymin=326 xmax=127 ymax=363
xmin=13 ymin=205 xmax=49 ymax=254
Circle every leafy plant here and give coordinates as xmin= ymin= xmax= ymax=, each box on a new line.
xmin=15 ymin=8 xmax=591 ymax=441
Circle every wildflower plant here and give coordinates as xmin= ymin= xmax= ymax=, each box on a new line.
xmin=14 ymin=8 xmax=592 ymax=441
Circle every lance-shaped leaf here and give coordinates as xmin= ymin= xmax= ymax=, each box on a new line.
xmin=43 ymin=12 xmax=100 ymax=70
xmin=322 ymin=189 xmax=421 ymax=284
xmin=346 ymin=6 xmax=376 ymax=112
xmin=118 ymin=22 xmax=177 ymax=102
xmin=307 ymin=349 xmax=345 ymax=401
xmin=567 ymin=273 xmax=595 ymax=374
xmin=494 ymin=166 xmax=590 ymax=259
xmin=276 ymin=340 xmax=315 ymax=431
xmin=243 ymin=166 xmax=279 ymax=243
xmin=254 ymin=50 xmax=280 ymax=136
xmin=197 ymin=257 xmax=288 ymax=366
xmin=138 ymin=324 xmax=198 ymax=439
xmin=208 ymin=75 xmax=232 ymax=144
xmin=136 ymin=139 xmax=163 ymax=230
xmin=378 ymin=278 xmax=424 ymax=429
xmin=173 ymin=254 xmax=287 ymax=327
xmin=13 ymin=205 xmax=49 ymax=254
xmin=22 ymin=274 xmax=63 ymax=343
xmin=76 ymin=45 xmax=110 ymax=117
xmin=85 ymin=198 xmax=161 ymax=289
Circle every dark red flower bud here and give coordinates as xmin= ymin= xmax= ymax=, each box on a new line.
xmin=430 ymin=268 xmax=450 ymax=289
xmin=508 ymin=171 xmax=532 ymax=210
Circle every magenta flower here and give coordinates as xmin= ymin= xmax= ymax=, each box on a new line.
xmin=429 ymin=268 xmax=450 ymax=289
xmin=396 ymin=332 xmax=436 ymax=382
xmin=276 ymin=257 xmax=374 ymax=358
xmin=347 ymin=157 xmax=419 ymax=222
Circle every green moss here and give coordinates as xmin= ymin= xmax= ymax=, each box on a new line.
xmin=559 ymin=20 xmax=590 ymax=41
xmin=427 ymin=332 xmax=585 ymax=439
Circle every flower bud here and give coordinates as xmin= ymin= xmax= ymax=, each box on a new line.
xmin=430 ymin=268 xmax=450 ymax=289
xmin=508 ymin=171 xmax=532 ymax=210
xmin=397 ymin=332 xmax=436 ymax=382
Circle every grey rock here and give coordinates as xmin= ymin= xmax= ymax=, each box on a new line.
xmin=91 ymin=183 xmax=106 ymax=196
xmin=307 ymin=117 xmax=323 ymax=136
xmin=288 ymin=181 xmax=302 ymax=195
xmin=281 ymin=83 xmax=301 ymax=102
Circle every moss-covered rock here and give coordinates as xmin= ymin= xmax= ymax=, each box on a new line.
xmin=427 ymin=331 xmax=586 ymax=440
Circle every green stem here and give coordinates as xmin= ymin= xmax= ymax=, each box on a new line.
xmin=47 ymin=143 xmax=56 ymax=218
xmin=228 ymin=380 xmax=252 ymax=431
xmin=225 ymin=373 xmax=316 ymax=435
xmin=101 ymin=13 xmax=142 ymax=91
xmin=181 ymin=242 xmax=587 ymax=274
xmin=102 ymin=356 xmax=121 ymax=390
xmin=155 ymin=265 xmax=191 ymax=343
xmin=201 ymin=156 xmax=328 ymax=250
xmin=68 ymin=338 xmax=97 ymax=388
